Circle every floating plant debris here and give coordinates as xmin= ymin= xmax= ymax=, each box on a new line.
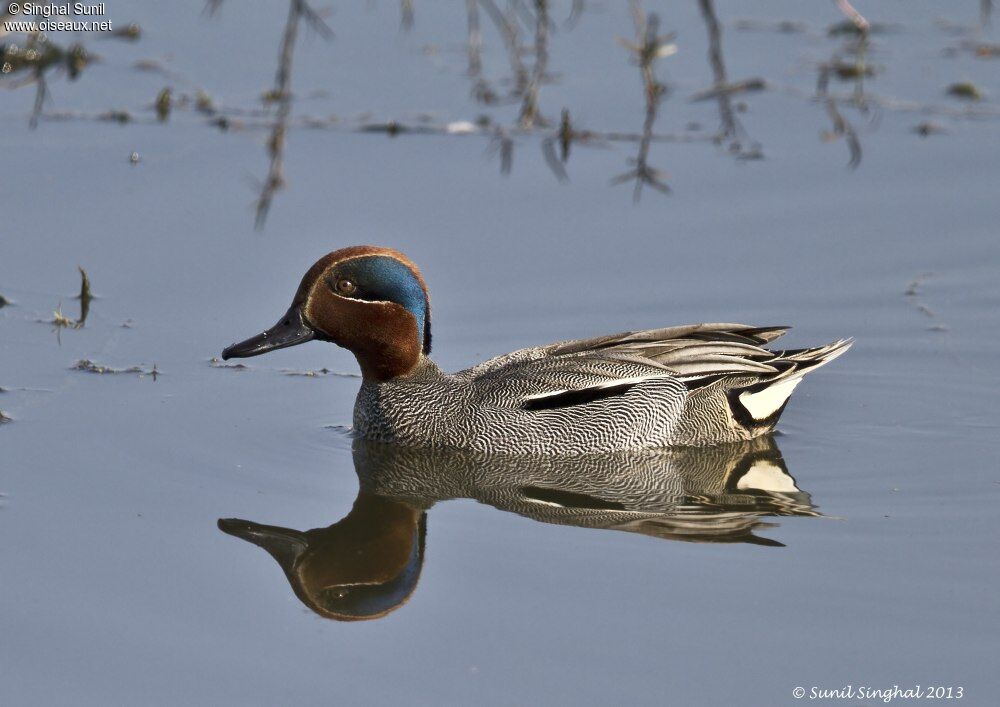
xmin=72 ymin=360 xmax=159 ymax=378
xmin=195 ymin=90 xmax=215 ymax=115
xmin=905 ymin=273 xmax=933 ymax=297
xmin=0 ymin=294 xmax=10 ymax=308
xmin=972 ymin=43 xmax=1000 ymax=59
xmin=282 ymin=368 xmax=360 ymax=378
xmin=51 ymin=304 xmax=73 ymax=328
xmin=827 ymin=20 xmax=891 ymax=36
xmin=0 ymin=410 xmax=11 ymax=424
xmin=947 ymin=82 xmax=983 ymax=101
xmin=109 ymin=23 xmax=142 ymax=41
xmin=99 ymin=110 xmax=132 ymax=124
xmin=830 ymin=61 xmax=875 ymax=80
xmin=913 ymin=122 xmax=945 ymax=137
xmin=209 ymin=357 xmax=248 ymax=370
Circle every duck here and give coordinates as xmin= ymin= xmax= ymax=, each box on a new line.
xmin=221 ymin=245 xmax=851 ymax=453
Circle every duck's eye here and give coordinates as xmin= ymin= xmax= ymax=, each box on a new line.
xmin=335 ymin=278 xmax=357 ymax=295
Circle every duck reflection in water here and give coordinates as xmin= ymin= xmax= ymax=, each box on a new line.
xmin=218 ymin=434 xmax=816 ymax=622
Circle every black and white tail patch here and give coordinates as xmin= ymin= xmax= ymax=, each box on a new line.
xmin=728 ymin=376 xmax=801 ymax=429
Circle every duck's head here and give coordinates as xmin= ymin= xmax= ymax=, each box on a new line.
xmin=221 ymin=245 xmax=430 ymax=381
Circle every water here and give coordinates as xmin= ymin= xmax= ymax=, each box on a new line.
xmin=2 ymin=1 xmax=999 ymax=705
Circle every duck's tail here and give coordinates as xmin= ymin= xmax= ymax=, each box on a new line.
xmin=727 ymin=338 xmax=854 ymax=429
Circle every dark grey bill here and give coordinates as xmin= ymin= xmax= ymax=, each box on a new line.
xmin=221 ymin=305 xmax=314 ymax=360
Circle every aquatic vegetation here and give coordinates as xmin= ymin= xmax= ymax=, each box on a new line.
xmin=5 ymin=0 xmax=998 ymax=223
xmin=1 ymin=36 xmax=89 ymax=128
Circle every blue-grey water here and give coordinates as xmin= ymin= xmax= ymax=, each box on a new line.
xmin=2 ymin=1 xmax=999 ymax=705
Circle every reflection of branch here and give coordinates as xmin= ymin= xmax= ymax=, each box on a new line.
xmin=465 ymin=0 xmax=482 ymax=76
xmin=564 ymin=0 xmax=584 ymax=29
xmin=518 ymin=0 xmax=549 ymax=129
xmin=817 ymin=63 xmax=862 ymax=168
xmin=29 ymin=67 xmax=47 ymax=129
xmin=251 ymin=0 xmax=332 ymax=229
xmin=400 ymin=0 xmax=414 ymax=32
xmin=613 ymin=3 xmax=674 ymax=200
xmin=696 ymin=0 xmax=763 ymax=159
xmin=479 ymin=0 xmax=529 ymax=97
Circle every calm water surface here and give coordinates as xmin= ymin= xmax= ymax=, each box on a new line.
xmin=2 ymin=1 xmax=999 ymax=705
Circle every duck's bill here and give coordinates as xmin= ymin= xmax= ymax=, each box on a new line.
xmin=217 ymin=518 xmax=308 ymax=566
xmin=221 ymin=305 xmax=315 ymax=360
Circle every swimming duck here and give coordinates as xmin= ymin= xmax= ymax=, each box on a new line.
xmin=221 ymin=245 xmax=851 ymax=453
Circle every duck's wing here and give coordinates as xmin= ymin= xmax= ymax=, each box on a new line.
xmin=456 ymin=323 xmax=851 ymax=406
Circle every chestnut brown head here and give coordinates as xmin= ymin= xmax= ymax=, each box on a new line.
xmin=221 ymin=246 xmax=431 ymax=381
